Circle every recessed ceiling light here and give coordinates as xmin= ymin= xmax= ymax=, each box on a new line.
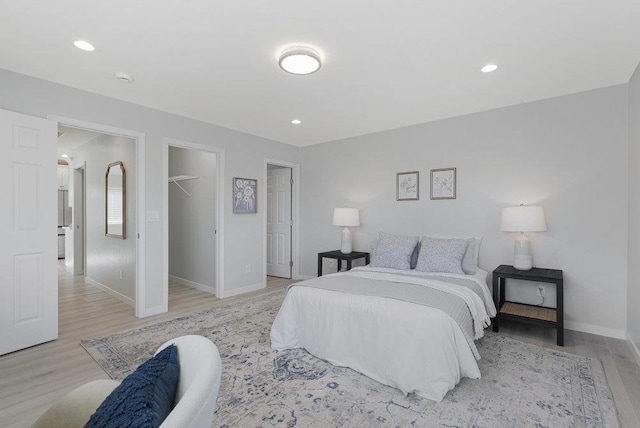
xmin=279 ymin=47 xmax=321 ymax=75
xmin=481 ymin=64 xmax=498 ymax=73
xmin=291 ymin=119 xmax=302 ymax=125
xmin=73 ymin=40 xmax=95 ymax=52
xmin=61 ymin=154 xmax=70 ymax=158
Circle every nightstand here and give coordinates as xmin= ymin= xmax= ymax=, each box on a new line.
xmin=317 ymin=250 xmax=370 ymax=277
xmin=492 ymin=264 xmax=564 ymax=346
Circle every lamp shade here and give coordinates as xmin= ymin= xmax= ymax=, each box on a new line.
xmin=501 ymin=206 xmax=547 ymax=232
xmin=333 ymin=208 xmax=360 ymax=227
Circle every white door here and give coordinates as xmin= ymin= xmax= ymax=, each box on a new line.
xmin=73 ymin=167 xmax=85 ymax=275
xmin=266 ymin=167 xmax=292 ymax=278
xmin=0 ymin=109 xmax=57 ymax=356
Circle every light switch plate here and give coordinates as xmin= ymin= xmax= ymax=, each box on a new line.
xmin=146 ymin=210 xmax=160 ymax=222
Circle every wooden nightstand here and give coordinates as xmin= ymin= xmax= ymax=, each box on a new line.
xmin=317 ymin=250 xmax=370 ymax=277
xmin=492 ymin=264 xmax=564 ymax=346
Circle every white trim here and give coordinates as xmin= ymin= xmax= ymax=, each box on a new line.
xmin=263 ymin=159 xmax=301 ymax=283
xmin=85 ymin=277 xmax=135 ymax=307
xmin=564 ymin=321 xmax=626 ymax=340
xmin=223 ymin=282 xmax=265 ymax=298
xmin=627 ymin=332 xmax=640 ymax=366
xmin=163 ymin=138 xmax=225 ymax=302
xmin=169 ymin=275 xmax=215 ymax=294
xmin=48 ymin=115 xmax=147 ymax=318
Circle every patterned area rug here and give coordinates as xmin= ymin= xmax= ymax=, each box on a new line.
xmin=81 ymin=289 xmax=620 ymax=427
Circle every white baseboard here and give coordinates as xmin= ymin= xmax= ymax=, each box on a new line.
xmin=627 ymin=333 xmax=640 ymax=366
xmin=564 ymin=320 xmax=626 ymax=340
xmin=222 ymin=282 xmax=265 ymax=298
xmin=297 ymin=274 xmax=314 ymax=280
xmin=85 ymin=277 xmax=135 ymax=307
xmin=138 ymin=305 xmax=168 ymax=318
xmin=169 ymin=275 xmax=215 ymax=295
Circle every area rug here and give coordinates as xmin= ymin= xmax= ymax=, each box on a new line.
xmin=81 ymin=289 xmax=620 ymax=427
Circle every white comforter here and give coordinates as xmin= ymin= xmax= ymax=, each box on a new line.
xmin=270 ymin=267 xmax=495 ymax=401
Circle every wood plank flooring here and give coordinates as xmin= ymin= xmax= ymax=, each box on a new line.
xmin=1 ymin=264 xmax=638 ymax=427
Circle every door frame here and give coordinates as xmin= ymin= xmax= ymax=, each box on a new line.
xmin=163 ymin=138 xmax=225 ymax=300
xmin=263 ymin=158 xmax=300 ymax=281
xmin=48 ymin=115 xmax=147 ymax=317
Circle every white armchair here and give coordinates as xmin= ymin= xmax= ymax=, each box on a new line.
xmin=33 ymin=335 xmax=222 ymax=428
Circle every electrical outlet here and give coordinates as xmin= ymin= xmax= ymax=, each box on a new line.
xmin=119 ymin=270 xmax=123 ymax=280
xmin=537 ymin=285 xmax=545 ymax=297
xmin=244 ymin=264 xmax=251 ymax=273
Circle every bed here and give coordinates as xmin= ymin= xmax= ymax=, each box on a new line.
xmin=270 ymin=233 xmax=497 ymax=401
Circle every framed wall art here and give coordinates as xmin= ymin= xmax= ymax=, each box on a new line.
xmin=396 ymin=171 xmax=419 ymax=201
xmin=233 ymin=177 xmax=258 ymax=213
xmin=430 ymin=167 xmax=456 ymax=200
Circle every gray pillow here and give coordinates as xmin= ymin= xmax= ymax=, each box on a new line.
xmin=415 ymin=237 xmax=467 ymax=274
xmin=371 ymin=238 xmax=421 ymax=269
xmin=370 ymin=232 xmax=419 ymax=270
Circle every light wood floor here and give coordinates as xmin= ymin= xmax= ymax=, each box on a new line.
xmin=1 ymin=265 xmax=639 ymax=427
xmin=0 ymin=263 xmax=293 ymax=427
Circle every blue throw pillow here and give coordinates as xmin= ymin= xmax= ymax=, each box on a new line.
xmin=86 ymin=344 xmax=179 ymax=428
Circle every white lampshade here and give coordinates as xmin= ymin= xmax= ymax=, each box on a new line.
xmin=501 ymin=206 xmax=547 ymax=232
xmin=333 ymin=208 xmax=360 ymax=227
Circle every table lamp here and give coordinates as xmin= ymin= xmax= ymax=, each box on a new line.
xmin=501 ymin=205 xmax=547 ymax=270
xmin=333 ymin=207 xmax=360 ymax=254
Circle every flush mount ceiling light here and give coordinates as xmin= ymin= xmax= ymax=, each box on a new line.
xmin=278 ymin=46 xmax=321 ymax=75
xmin=481 ymin=63 xmax=498 ymax=73
xmin=73 ymin=40 xmax=95 ymax=51
xmin=291 ymin=119 xmax=302 ymax=125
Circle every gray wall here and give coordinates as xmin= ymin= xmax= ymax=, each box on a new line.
xmin=75 ymin=134 xmax=136 ymax=300
xmin=628 ymin=62 xmax=640 ymax=355
xmin=301 ymin=84 xmax=629 ymax=337
xmin=169 ymin=146 xmax=216 ymax=291
xmin=0 ymin=68 xmax=302 ymax=314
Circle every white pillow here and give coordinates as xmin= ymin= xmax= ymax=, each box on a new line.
xmin=370 ymin=232 xmax=420 ymax=270
xmin=415 ymin=237 xmax=468 ymax=274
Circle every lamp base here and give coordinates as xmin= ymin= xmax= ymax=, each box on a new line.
xmin=513 ymin=255 xmax=533 ymax=270
xmin=513 ymin=233 xmax=533 ymax=270
xmin=340 ymin=227 xmax=353 ymax=254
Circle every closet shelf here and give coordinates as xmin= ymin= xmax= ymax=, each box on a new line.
xmin=169 ymin=175 xmax=200 ymax=197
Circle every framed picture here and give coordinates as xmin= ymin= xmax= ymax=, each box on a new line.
xmin=396 ymin=171 xmax=419 ymax=201
xmin=430 ymin=167 xmax=456 ymax=200
xmin=233 ymin=177 xmax=258 ymax=213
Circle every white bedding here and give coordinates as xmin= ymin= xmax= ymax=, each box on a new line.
xmin=270 ymin=267 xmax=495 ymax=401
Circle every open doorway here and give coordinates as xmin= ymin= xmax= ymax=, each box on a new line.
xmin=266 ymin=164 xmax=293 ymax=279
xmin=163 ymin=137 xmax=223 ymax=302
xmin=54 ymin=117 xmax=146 ymax=317
xmin=167 ymin=146 xmax=217 ymax=296
xmin=264 ymin=159 xmax=300 ymax=282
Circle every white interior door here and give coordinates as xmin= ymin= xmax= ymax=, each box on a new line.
xmin=266 ymin=167 xmax=292 ymax=278
xmin=0 ymin=109 xmax=57 ymax=356
xmin=73 ymin=166 xmax=85 ymax=275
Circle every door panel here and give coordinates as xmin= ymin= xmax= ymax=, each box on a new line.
xmin=266 ymin=167 xmax=292 ymax=278
xmin=0 ymin=108 xmax=57 ymax=355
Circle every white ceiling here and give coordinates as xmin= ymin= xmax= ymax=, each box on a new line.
xmin=2 ymin=1 xmax=640 ymax=147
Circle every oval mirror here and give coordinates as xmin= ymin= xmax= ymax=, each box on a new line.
xmin=105 ymin=161 xmax=126 ymax=239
